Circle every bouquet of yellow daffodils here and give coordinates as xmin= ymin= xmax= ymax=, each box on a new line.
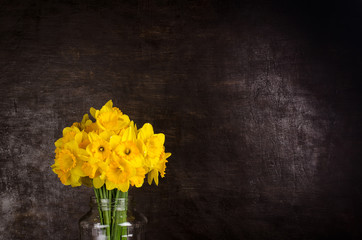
xmin=51 ymin=100 xmax=171 ymax=239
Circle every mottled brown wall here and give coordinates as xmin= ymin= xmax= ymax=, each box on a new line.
xmin=1 ymin=0 xmax=361 ymax=239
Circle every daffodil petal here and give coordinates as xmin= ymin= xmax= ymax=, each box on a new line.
xmin=154 ymin=133 xmax=165 ymax=146
xmin=105 ymin=179 xmax=117 ymax=190
xmin=121 ymin=121 xmax=136 ymax=142
xmin=147 ymin=169 xmax=159 ymax=186
xmin=90 ymin=107 xmax=97 ymax=119
xmin=110 ymin=135 xmax=121 ymax=149
xmin=118 ymin=181 xmax=130 ymax=192
xmin=88 ymin=132 xmax=100 ymax=142
xmin=137 ymin=123 xmax=154 ymax=141
xmin=72 ymin=163 xmax=86 ymax=177
xmin=74 ymin=132 xmax=83 ymax=145
xmin=93 ymin=177 xmax=104 ymax=188
xmin=104 ymin=100 xmax=113 ymax=109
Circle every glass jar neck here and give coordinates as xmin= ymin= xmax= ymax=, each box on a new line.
xmin=89 ymin=196 xmax=99 ymax=213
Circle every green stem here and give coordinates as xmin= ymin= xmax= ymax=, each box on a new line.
xmin=120 ymin=191 xmax=128 ymax=240
xmin=111 ymin=190 xmax=120 ymax=237
xmin=93 ymin=188 xmax=104 ymax=224
xmin=102 ymin=186 xmax=111 ymax=240
xmin=109 ymin=189 xmax=113 ymax=235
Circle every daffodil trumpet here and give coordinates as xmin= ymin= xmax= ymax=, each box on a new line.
xmin=51 ymin=100 xmax=171 ymax=239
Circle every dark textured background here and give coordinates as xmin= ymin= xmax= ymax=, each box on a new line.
xmin=1 ymin=0 xmax=362 ymax=239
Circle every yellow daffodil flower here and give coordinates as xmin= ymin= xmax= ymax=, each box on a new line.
xmin=90 ymin=100 xmax=130 ymax=134
xmin=74 ymin=131 xmax=90 ymax=149
xmin=52 ymin=140 xmax=88 ymax=187
xmin=54 ymin=125 xmax=80 ymax=149
xmin=105 ymin=122 xmax=146 ymax=190
xmin=106 ymin=152 xmax=135 ymax=192
xmin=137 ymin=123 xmax=171 ymax=185
xmin=83 ymin=132 xmax=111 ymax=179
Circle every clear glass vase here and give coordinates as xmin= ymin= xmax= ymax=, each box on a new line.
xmin=79 ymin=196 xmax=147 ymax=240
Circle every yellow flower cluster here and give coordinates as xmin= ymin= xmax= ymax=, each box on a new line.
xmin=51 ymin=100 xmax=171 ymax=192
